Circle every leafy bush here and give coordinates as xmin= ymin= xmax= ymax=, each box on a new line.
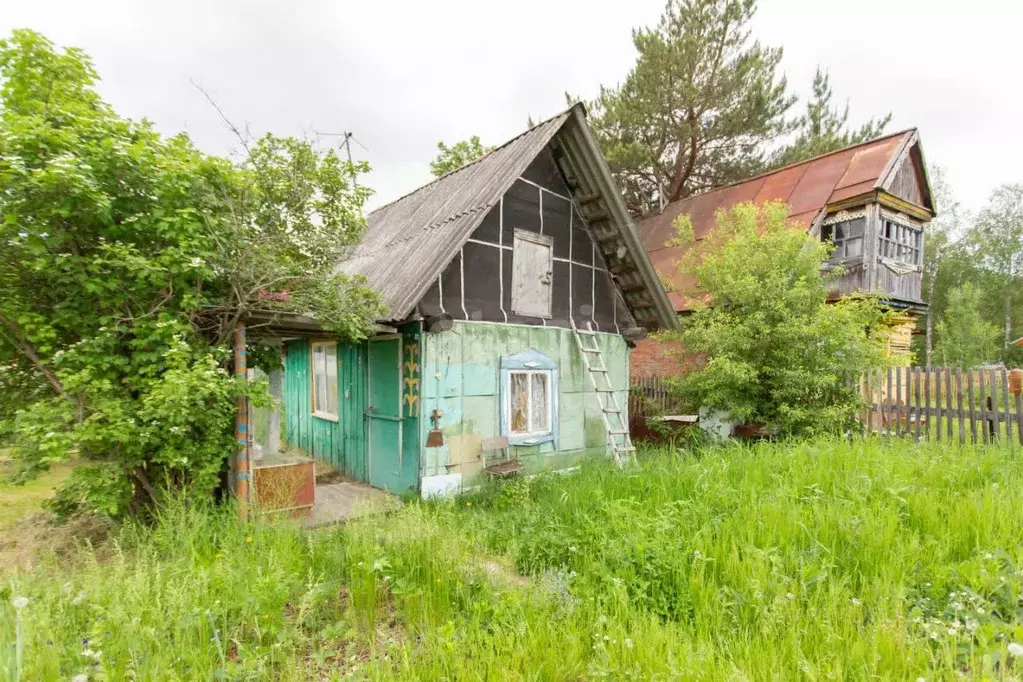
xmin=0 ymin=30 xmax=382 ymax=516
xmin=663 ymin=201 xmax=893 ymax=436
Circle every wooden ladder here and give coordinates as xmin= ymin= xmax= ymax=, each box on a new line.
xmin=571 ymin=321 xmax=636 ymax=468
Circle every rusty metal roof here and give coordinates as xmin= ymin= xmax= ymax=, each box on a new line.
xmin=637 ymin=130 xmax=920 ymax=311
xmin=340 ymin=104 xmax=678 ymax=330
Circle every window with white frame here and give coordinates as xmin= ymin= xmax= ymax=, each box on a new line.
xmin=311 ymin=341 xmax=338 ymax=420
xmin=500 ymin=348 xmax=557 ymax=445
xmin=508 ymin=369 xmax=551 ymax=437
xmin=878 ymin=217 xmax=922 ymax=266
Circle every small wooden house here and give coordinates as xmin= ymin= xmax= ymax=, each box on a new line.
xmin=631 ymin=130 xmax=936 ymax=377
xmin=269 ymin=104 xmax=676 ymax=497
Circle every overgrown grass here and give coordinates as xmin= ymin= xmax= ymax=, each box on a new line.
xmin=3 ymin=438 xmax=1023 ymax=680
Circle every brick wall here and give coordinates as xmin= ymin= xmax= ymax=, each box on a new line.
xmin=630 ymin=338 xmax=688 ymax=379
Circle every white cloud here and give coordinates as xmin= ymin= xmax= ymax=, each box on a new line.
xmin=2 ymin=0 xmax=1018 ymax=213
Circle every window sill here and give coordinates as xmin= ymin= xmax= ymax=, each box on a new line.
xmin=313 ymin=411 xmax=339 ymax=423
xmin=507 ymin=432 xmax=554 ymax=446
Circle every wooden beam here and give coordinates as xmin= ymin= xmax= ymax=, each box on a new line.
xmin=876 ymin=192 xmax=933 ymax=221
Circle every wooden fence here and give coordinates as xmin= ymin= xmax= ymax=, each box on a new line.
xmin=628 ymin=367 xmax=1023 ymax=445
xmin=629 ymin=376 xmax=687 ymax=422
xmin=863 ymin=367 xmax=1023 ymax=445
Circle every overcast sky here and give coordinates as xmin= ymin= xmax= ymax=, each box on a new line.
xmin=2 ymin=0 xmax=1020 ymax=215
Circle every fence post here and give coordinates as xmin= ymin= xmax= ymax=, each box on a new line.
xmin=1010 ymin=368 xmax=1023 ymax=447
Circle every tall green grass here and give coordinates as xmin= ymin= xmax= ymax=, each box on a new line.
xmin=3 ymin=438 xmax=1023 ymax=680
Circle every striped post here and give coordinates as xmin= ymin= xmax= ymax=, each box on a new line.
xmin=232 ymin=320 xmax=250 ymax=517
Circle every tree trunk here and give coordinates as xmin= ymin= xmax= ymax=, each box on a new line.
xmin=925 ymin=251 xmax=938 ymax=368
xmin=1005 ymin=290 xmax=1013 ymax=348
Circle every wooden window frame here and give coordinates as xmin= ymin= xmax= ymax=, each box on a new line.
xmin=505 ymin=369 xmax=553 ymax=439
xmin=878 ymin=218 xmax=923 ymax=267
xmin=310 ymin=340 xmax=339 ymax=422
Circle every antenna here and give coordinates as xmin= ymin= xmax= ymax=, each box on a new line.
xmin=314 ymin=129 xmax=367 ymax=186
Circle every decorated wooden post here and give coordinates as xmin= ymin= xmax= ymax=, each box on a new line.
xmin=232 ymin=320 xmax=251 ymax=516
xmin=1010 ymin=367 xmax=1023 ymax=447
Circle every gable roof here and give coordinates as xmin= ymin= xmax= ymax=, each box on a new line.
xmin=636 ymin=129 xmax=934 ymax=311
xmin=340 ymin=103 xmax=678 ymax=330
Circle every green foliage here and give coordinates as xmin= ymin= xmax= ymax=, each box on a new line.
xmin=665 ymin=202 xmax=891 ymax=435
xmin=968 ymin=184 xmax=1023 ymax=354
xmin=5 ymin=439 xmax=1023 ymax=679
xmin=584 ymin=0 xmax=795 ymax=213
xmin=0 ymin=30 xmax=383 ymax=516
xmin=934 ymin=283 xmax=1000 ymax=368
xmin=771 ymin=67 xmax=891 ymax=168
xmin=429 ymin=135 xmax=493 ymax=177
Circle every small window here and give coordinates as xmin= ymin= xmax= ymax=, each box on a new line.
xmin=822 ymin=217 xmax=864 ymax=261
xmin=508 ymin=370 xmax=551 ymax=436
xmin=878 ymin=218 xmax=922 ymax=266
xmin=311 ymin=341 xmax=338 ymax=420
xmin=500 ymin=348 xmax=558 ymax=445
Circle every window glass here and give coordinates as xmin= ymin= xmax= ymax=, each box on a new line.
xmin=311 ymin=341 xmax=339 ymax=419
xmin=510 ymin=372 xmax=529 ymax=432
xmin=508 ymin=369 xmax=552 ymax=437
xmin=530 ymin=373 xmax=549 ymax=432
xmin=823 ymin=217 xmax=865 ymax=261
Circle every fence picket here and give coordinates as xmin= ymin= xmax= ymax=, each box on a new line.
xmin=979 ymin=370 xmax=989 ymax=445
xmin=925 ymin=368 xmax=933 ymax=441
xmin=1006 ymin=368 xmax=1014 ymax=443
xmin=934 ymin=368 xmax=942 ymax=442
xmin=895 ymin=367 xmax=903 ymax=436
xmin=988 ymin=368 xmax=999 ymax=442
xmin=913 ymin=367 xmax=922 ymax=440
xmin=967 ymin=370 xmax=978 ymax=443
xmin=945 ymin=370 xmax=953 ymax=439
xmin=1017 ymin=392 xmax=1023 ymax=447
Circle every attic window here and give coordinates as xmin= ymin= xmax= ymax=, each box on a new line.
xmin=821 ymin=217 xmax=865 ymax=260
xmin=879 ymin=218 xmax=922 ymax=266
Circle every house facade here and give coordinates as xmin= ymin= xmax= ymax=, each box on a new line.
xmin=632 ymin=129 xmax=936 ymax=377
xmin=272 ymin=105 xmax=676 ymax=496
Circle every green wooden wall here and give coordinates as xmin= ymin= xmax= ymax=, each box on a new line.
xmin=283 ymin=339 xmax=368 ymax=481
xmin=420 ymin=321 xmax=629 ymax=484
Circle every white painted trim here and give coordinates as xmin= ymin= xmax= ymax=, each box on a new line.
xmin=516 ymin=176 xmax=573 ymax=203
xmin=459 ymin=246 xmax=468 ymax=321
xmin=568 ymin=203 xmax=574 ymax=327
xmin=464 ymin=239 xmax=608 ymax=274
xmin=505 ymin=369 xmax=554 ymax=439
xmin=437 ymin=275 xmax=446 ymax=315
xmin=446 ymin=318 xmax=623 ymax=336
xmin=498 ymin=196 xmax=507 ymax=322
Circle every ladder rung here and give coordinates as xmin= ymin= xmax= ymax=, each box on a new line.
xmin=609 ymin=429 xmax=629 ymax=435
xmin=580 ymin=347 xmax=600 ymax=353
xmin=590 ymin=367 xmax=608 ymax=373
xmin=617 ymin=446 xmax=636 ymax=452
xmin=602 ymin=408 xmax=621 ymax=414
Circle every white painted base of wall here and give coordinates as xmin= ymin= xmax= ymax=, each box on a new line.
xmin=420 ymin=473 xmax=462 ymax=499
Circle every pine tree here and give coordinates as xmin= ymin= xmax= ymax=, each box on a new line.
xmin=586 ymin=0 xmax=795 ymax=214
xmin=771 ymin=67 xmax=891 ymax=168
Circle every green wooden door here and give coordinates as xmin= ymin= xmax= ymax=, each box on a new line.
xmin=367 ymin=337 xmax=413 ymax=492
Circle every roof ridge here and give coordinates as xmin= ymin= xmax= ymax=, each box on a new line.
xmin=642 ymin=128 xmax=915 ymax=218
xmin=368 ymin=103 xmax=583 ymax=218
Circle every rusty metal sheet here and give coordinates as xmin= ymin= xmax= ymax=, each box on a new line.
xmin=835 ymin=135 xmax=904 ymax=190
xmin=753 ymin=163 xmax=809 ymax=204
xmin=640 ymin=131 xmax=914 ymax=312
xmin=787 ymin=149 xmax=857 ymax=215
xmin=828 ymin=179 xmax=877 ymax=205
